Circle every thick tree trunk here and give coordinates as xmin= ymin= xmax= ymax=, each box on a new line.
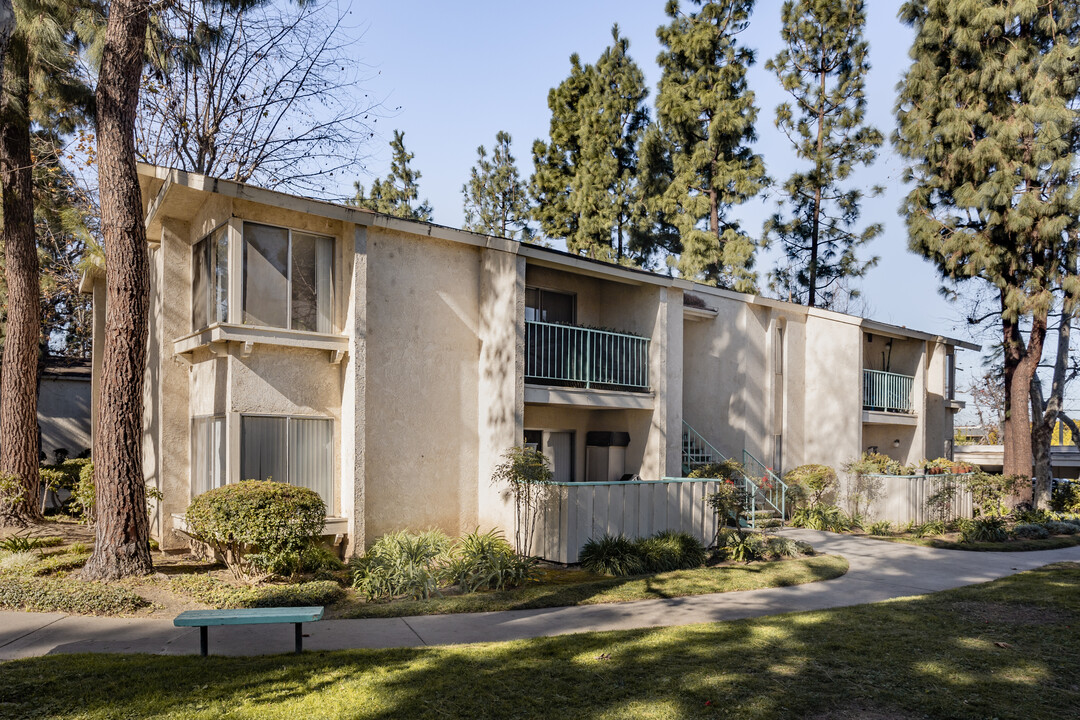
xmin=1001 ymin=300 xmax=1045 ymax=503
xmin=0 ymin=46 xmax=42 ymax=526
xmin=0 ymin=0 xmax=12 ymax=99
xmin=81 ymin=0 xmax=154 ymax=580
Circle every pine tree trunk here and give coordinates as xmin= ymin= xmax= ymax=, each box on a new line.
xmin=81 ymin=0 xmax=153 ymax=580
xmin=1001 ymin=301 xmax=1044 ymax=502
xmin=0 ymin=0 xmax=12 ymax=99
xmin=0 ymin=47 xmax=43 ymax=526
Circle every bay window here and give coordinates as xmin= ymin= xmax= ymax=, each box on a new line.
xmin=242 ymin=222 xmax=334 ymax=332
xmin=240 ymin=415 xmax=334 ymax=507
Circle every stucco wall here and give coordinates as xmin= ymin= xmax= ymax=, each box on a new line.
xmin=38 ymin=377 xmax=92 ymax=459
xmin=681 ymin=296 xmax=770 ymax=464
xmin=802 ymin=314 xmax=863 ymax=471
xmin=364 ymin=228 xmax=481 ymax=539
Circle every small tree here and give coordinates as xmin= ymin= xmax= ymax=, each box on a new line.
xmin=349 ymin=130 xmax=432 ymax=221
xmin=491 ymin=446 xmax=555 ymax=556
xmin=462 ymin=130 xmax=532 ymax=240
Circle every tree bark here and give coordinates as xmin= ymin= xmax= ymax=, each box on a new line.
xmin=0 ymin=41 xmax=43 ymax=526
xmin=0 ymin=0 xmax=12 ymax=99
xmin=1001 ymin=296 xmax=1045 ymax=503
xmin=81 ymin=0 xmax=154 ymax=580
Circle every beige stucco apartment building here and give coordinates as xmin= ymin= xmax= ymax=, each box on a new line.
xmin=83 ymin=165 xmax=977 ymax=558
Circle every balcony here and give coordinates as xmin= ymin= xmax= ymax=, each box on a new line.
xmin=525 ymin=320 xmax=650 ymax=393
xmin=863 ymin=369 xmax=915 ymax=413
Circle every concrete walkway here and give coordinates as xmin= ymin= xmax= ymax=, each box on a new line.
xmin=3 ymin=530 xmax=1079 ymax=660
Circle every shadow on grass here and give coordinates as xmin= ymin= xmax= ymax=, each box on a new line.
xmin=334 ymin=556 xmax=847 ymax=619
xmin=7 ymin=564 xmax=1076 ymax=719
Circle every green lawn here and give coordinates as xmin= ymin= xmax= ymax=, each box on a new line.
xmin=3 ymin=562 xmax=1077 ymax=720
xmin=335 ymin=555 xmax=848 ymax=618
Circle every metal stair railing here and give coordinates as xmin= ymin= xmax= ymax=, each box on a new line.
xmin=742 ymin=450 xmax=788 ymax=519
xmin=682 ymin=421 xmax=763 ymax=529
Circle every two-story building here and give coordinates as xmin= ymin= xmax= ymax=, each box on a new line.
xmin=82 ymin=165 xmax=977 ymax=560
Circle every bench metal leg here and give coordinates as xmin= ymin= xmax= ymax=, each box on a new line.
xmin=200 ymin=626 xmax=208 ymax=657
xmin=295 ymin=623 xmax=303 ymax=654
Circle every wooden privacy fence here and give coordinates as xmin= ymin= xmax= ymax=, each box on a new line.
xmin=861 ymin=473 xmax=974 ymax=525
xmin=530 ymin=478 xmax=722 ymax=564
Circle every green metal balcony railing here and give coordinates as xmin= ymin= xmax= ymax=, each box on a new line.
xmin=863 ymin=369 xmax=915 ymax=413
xmin=525 ymin=320 xmax=650 ymax=391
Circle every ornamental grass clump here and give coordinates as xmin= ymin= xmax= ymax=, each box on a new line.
xmin=959 ymin=516 xmax=1009 ymax=543
xmin=447 ymin=529 xmax=537 ymax=593
xmin=1012 ymin=523 xmax=1050 ymax=540
xmin=184 ymin=481 xmax=327 ymax=581
xmin=633 ymin=530 xmax=707 ymax=573
xmin=579 ymin=534 xmax=645 ymax=577
xmin=350 ymin=529 xmax=454 ymax=601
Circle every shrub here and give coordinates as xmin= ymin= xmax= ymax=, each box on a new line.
xmin=717 ymin=531 xmax=760 ymax=562
xmin=73 ymin=461 xmax=96 ymax=523
xmin=958 ymin=516 xmax=1009 ymax=543
xmin=579 ymin=534 xmax=644 ymax=577
xmin=704 ymin=480 xmax=749 ymax=535
xmin=867 ymin=520 xmax=893 ymax=536
xmin=38 ymin=468 xmax=68 ymax=512
xmin=1012 ymin=523 xmax=1050 ymax=540
xmin=184 ymin=481 xmax=327 ymax=581
xmin=350 ymin=530 xmax=454 ymax=601
xmin=1051 ymin=482 xmax=1080 ymax=514
xmin=172 ymin=575 xmax=344 ymax=609
xmin=0 ymin=471 xmax=26 ymax=522
xmin=634 ymin=530 xmax=707 ymax=573
xmin=1044 ymin=520 xmax=1079 ymax=536
xmin=688 ymin=459 xmax=746 ymax=482
xmin=0 ymin=575 xmax=147 ymax=615
xmin=790 ymin=504 xmax=854 ymax=532
xmin=962 ymin=472 xmax=1025 ymax=517
xmin=761 ymin=536 xmax=803 ymax=560
xmin=447 ymin=529 xmax=536 ymax=592
xmin=782 ymin=464 xmax=838 ymax=507
xmin=299 ymin=544 xmax=346 ymax=575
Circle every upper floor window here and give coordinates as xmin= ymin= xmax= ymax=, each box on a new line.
xmin=192 ymin=226 xmax=228 ymax=331
xmin=243 ymin=222 xmax=334 ymax=333
xmin=525 ymin=287 xmax=575 ymax=325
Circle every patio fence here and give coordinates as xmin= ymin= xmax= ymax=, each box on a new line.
xmin=530 ymin=478 xmax=722 ymax=564
xmin=857 ymin=473 xmax=974 ymax=525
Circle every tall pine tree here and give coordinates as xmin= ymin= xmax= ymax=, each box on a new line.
xmin=462 ymin=131 xmax=532 ymax=240
xmin=894 ymin=0 xmax=1080 ymax=487
xmin=531 ymin=26 xmax=651 ymax=263
xmin=763 ymin=0 xmax=882 ymax=309
xmin=349 ymin=130 xmax=432 ymax=221
xmin=654 ymin=0 xmax=766 ymax=291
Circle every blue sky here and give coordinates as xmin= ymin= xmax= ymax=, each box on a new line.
xmin=341 ymin=0 xmax=1003 ymax=417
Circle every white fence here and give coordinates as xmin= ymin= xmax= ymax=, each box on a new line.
xmin=530 ymin=478 xmax=722 ymax=564
xmin=858 ymin=473 xmax=974 ymax=525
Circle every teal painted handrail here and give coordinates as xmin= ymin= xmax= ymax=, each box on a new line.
xmin=682 ymin=421 xmax=764 ymax=529
xmin=743 ymin=450 xmax=787 ymax=518
xmin=525 ymin=320 xmax=650 ymax=390
xmin=863 ymin=369 xmax=915 ymax=413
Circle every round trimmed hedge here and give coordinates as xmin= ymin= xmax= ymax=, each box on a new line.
xmin=184 ymin=481 xmax=326 ymax=580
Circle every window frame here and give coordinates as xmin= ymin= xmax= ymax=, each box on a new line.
xmin=241 ymin=220 xmax=336 ymax=334
xmin=190 ymin=415 xmax=227 ymax=498
xmin=191 ymin=223 xmax=230 ymax=332
xmin=238 ymin=413 xmax=335 ymax=509
xmin=525 ymin=286 xmax=576 ymax=325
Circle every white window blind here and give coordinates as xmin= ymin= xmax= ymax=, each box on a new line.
xmin=240 ymin=415 xmax=333 ymax=507
xmin=191 ymin=416 xmax=226 ymax=497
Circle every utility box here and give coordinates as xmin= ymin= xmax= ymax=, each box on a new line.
xmin=586 ymin=431 xmax=630 ymax=483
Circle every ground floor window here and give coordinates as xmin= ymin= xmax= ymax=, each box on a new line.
xmin=191 ymin=416 xmax=226 ymax=497
xmin=240 ymin=415 xmax=334 ymax=508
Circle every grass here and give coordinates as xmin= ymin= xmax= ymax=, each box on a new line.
xmin=874 ymin=533 xmax=1080 ymax=552
xmin=2 ymin=562 xmax=1077 ymax=719
xmin=335 ymin=555 xmax=849 ymax=618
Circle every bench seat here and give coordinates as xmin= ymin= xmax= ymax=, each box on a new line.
xmin=174 ymin=606 xmax=324 ymax=655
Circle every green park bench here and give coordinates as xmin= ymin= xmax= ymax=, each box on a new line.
xmin=174 ymin=606 xmax=325 ymax=656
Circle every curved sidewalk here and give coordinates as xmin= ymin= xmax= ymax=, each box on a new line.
xmin=2 ymin=529 xmax=1079 ymax=660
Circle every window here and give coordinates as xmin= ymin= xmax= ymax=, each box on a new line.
xmin=525 ymin=287 xmax=575 ymax=324
xmin=192 ymin=226 xmax=228 ymax=330
xmin=242 ymin=222 xmax=334 ymax=332
xmin=240 ymin=415 xmax=333 ymax=507
xmin=191 ymin=416 xmax=226 ymax=497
